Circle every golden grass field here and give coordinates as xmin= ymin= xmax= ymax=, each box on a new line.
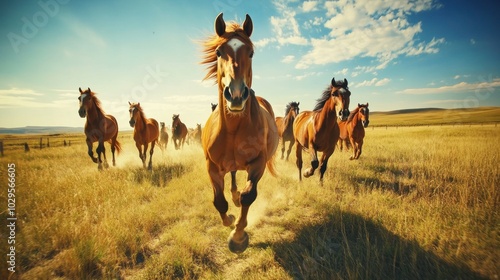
xmin=0 ymin=108 xmax=499 ymax=279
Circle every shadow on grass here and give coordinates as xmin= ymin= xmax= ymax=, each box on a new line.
xmin=129 ymin=163 xmax=190 ymax=187
xmin=257 ymin=209 xmax=486 ymax=280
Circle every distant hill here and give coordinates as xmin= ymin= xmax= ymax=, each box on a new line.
xmin=0 ymin=126 xmax=84 ymax=135
xmin=369 ymin=106 xmax=500 ymax=126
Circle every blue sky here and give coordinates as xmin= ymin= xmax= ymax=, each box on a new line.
xmin=0 ymin=0 xmax=499 ymax=129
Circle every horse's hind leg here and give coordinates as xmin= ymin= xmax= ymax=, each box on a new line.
xmin=230 ymin=171 xmax=241 ymax=207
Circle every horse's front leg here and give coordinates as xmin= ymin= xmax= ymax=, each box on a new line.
xmin=96 ymin=139 xmax=105 ymax=170
xmin=136 ymin=142 xmax=145 ymax=167
xmin=148 ymin=141 xmax=155 ymax=170
xmin=295 ymin=141 xmax=303 ymax=181
xmin=230 ymin=171 xmax=240 ymax=207
xmin=319 ymin=150 xmax=333 ymax=183
xmin=142 ymin=143 xmax=149 ymax=168
xmin=86 ymin=138 xmax=98 ymax=164
xmin=355 ymin=139 xmax=363 ymax=159
xmin=228 ymin=157 xmax=266 ymax=254
xmin=349 ymin=137 xmax=356 ymax=160
xmin=286 ymin=138 xmax=295 ymax=161
xmin=280 ymin=138 xmax=285 ymax=159
xmin=207 ymin=160 xmax=234 ymax=227
xmin=304 ymin=149 xmax=319 ymax=178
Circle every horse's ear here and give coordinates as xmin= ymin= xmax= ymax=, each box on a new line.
xmin=331 ymin=77 xmax=336 ymax=86
xmin=358 ymin=103 xmax=361 ymax=107
xmin=297 ymin=102 xmax=300 ymax=106
xmin=243 ymin=14 xmax=253 ymax=37
xmin=344 ymin=78 xmax=348 ymax=87
xmin=128 ymin=101 xmax=131 ymax=105
xmin=138 ymin=102 xmax=140 ymax=106
xmin=87 ymin=87 xmax=91 ymax=93
xmin=366 ymin=102 xmax=369 ymax=107
xmin=215 ymin=13 xmax=225 ymax=37
xmin=79 ymin=87 xmax=82 ymax=93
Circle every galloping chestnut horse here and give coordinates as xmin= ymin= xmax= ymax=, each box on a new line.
xmin=171 ymin=114 xmax=188 ymax=150
xmin=78 ymin=87 xmax=121 ymax=170
xmin=275 ymin=101 xmax=300 ymax=160
xmin=128 ymin=102 xmax=159 ymax=170
xmin=293 ymin=77 xmax=351 ymax=182
xmin=338 ymin=103 xmax=370 ymax=160
xmin=200 ymin=13 xmax=278 ymax=253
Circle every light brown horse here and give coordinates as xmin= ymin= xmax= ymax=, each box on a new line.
xmin=338 ymin=103 xmax=370 ymax=160
xmin=293 ymin=77 xmax=351 ymax=182
xmin=200 ymin=13 xmax=279 ymax=253
xmin=158 ymin=122 xmax=169 ymax=151
xmin=128 ymin=102 xmax=159 ymax=170
xmin=275 ymin=101 xmax=300 ymax=160
xmin=78 ymin=87 xmax=121 ymax=170
xmin=171 ymin=114 xmax=188 ymax=150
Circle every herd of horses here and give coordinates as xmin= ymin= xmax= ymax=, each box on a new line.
xmin=77 ymin=13 xmax=370 ymax=253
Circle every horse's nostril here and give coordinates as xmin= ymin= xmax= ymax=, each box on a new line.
xmin=224 ymin=87 xmax=231 ymax=101
xmin=242 ymin=86 xmax=250 ymax=100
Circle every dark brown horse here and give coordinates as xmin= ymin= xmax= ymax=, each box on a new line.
xmin=78 ymin=87 xmax=121 ymax=170
xmin=200 ymin=13 xmax=279 ymax=253
xmin=275 ymin=101 xmax=300 ymax=160
xmin=128 ymin=102 xmax=159 ymax=170
xmin=158 ymin=121 xmax=169 ymax=151
xmin=293 ymin=77 xmax=351 ymax=182
xmin=338 ymin=103 xmax=369 ymax=160
xmin=171 ymin=114 xmax=188 ymax=150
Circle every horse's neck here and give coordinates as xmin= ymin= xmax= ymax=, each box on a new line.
xmin=86 ymin=101 xmax=103 ymax=125
xmin=135 ymin=113 xmax=146 ymax=131
xmin=219 ymin=90 xmax=259 ymax=133
xmin=350 ymin=111 xmax=361 ymax=127
xmin=316 ymin=99 xmax=338 ymax=128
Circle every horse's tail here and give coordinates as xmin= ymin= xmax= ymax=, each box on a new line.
xmin=114 ymin=139 xmax=122 ymax=154
xmin=266 ymin=151 xmax=278 ymax=177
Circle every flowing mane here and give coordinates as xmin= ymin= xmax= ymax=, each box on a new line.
xmin=313 ymin=80 xmax=349 ymax=112
xmin=346 ymin=106 xmax=361 ymax=123
xmin=285 ymin=101 xmax=299 ymax=116
xmin=88 ymin=91 xmax=106 ymax=116
xmin=200 ymin=22 xmax=254 ymax=84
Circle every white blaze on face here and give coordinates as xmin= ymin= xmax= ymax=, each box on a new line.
xmin=227 ymin=38 xmax=244 ymax=55
xmin=79 ymin=93 xmax=87 ymax=107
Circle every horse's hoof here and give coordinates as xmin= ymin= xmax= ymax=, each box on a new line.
xmin=92 ymin=158 xmax=98 ymax=163
xmin=98 ymin=164 xmax=103 ymax=171
xmin=103 ymin=162 xmax=109 ymax=169
xmin=228 ymin=230 xmax=249 ymax=254
xmin=223 ymin=214 xmax=235 ymax=227
xmin=303 ymin=171 xmax=312 ymax=178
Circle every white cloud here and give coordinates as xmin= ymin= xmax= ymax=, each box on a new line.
xmin=281 ymin=55 xmax=295 ymax=63
xmin=266 ymin=0 xmax=444 ymax=70
xmin=302 ymin=1 xmax=318 ymax=12
xmin=267 ymin=0 xmax=309 ymax=47
xmin=355 ymin=77 xmax=390 ymax=87
xmin=398 ymin=78 xmax=500 ymax=95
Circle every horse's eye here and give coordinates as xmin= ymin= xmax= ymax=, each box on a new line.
xmin=216 ymin=49 xmax=221 ymax=57
xmin=249 ymin=51 xmax=254 ymax=58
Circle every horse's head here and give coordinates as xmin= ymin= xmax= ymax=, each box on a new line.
xmin=285 ymin=101 xmax=300 ymax=118
xmin=213 ymin=13 xmax=254 ymax=113
xmin=172 ymin=114 xmax=180 ymax=129
xmin=160 ymin=122 xmax=165 ymax=128
xmin=128 ymin=102 xmax=141 ymax=127
xmin=331 ymin=78 xmax=351 ymax=121
xmin=78 ymin=87 xmax=92 ymax=118
xmin=358 ymin=103 xmax=370 ymax=127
